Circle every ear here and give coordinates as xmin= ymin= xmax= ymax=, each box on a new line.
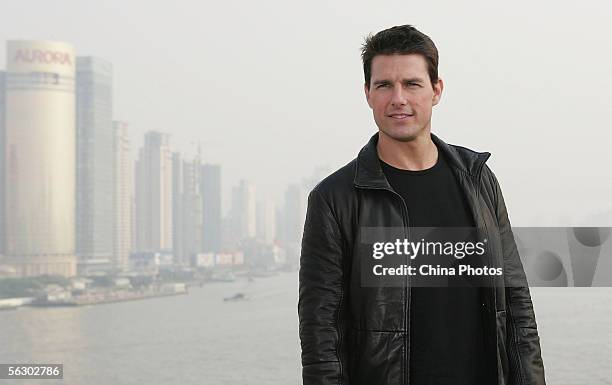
xmin=364 ymin=82 xmax=373 ymax=109
xmin=432 ymin=77 xmax=444 ymax=106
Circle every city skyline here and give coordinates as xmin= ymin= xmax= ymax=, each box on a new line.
xmin=0 ymin=39 xmax=317 ymax=277
xmin=1 ymin=30 xmax=611 ymax=277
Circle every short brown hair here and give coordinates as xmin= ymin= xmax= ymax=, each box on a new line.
xmin=361 ymin=25 xmax=439 ymax=89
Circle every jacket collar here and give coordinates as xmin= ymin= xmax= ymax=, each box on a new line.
xmin=353 ymin=132 xmax=491 ymax=189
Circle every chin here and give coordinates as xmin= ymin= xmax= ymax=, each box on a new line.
xmin=381 ymin=126 xmax=423 ymax=143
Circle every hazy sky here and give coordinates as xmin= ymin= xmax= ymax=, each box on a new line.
xmin=1 ymin=0 xmax=611 ymax=224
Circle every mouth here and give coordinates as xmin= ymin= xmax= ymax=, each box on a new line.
xmin=387 ymin=113 xmax=414 ymax=120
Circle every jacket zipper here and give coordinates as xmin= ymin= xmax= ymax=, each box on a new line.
xmin=473 ymin=158 xmax=501 ymax=384
xmin=354 ymin=184 xmax=412 ymax=385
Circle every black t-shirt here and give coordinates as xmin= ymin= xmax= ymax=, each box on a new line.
xmin=380 ymin=147 xmax=491 ymax=385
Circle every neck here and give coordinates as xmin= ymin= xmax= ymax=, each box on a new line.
xmin=376 ymin=130 xmax=438 ymax=171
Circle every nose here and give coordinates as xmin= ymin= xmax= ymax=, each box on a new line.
xmin=390 ymin=84 xmax=407 ymax=107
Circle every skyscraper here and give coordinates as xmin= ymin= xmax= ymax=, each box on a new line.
xmin=171 ymin=152 xmax=204 ymax=265
xmin=0 ymin=71 xmax=5 ymax=257
xmin=231 ymin=179 xmax=256 ymax=243
xmin=172 ymin=152 xmax=183 ymax=261
xmin=3 ymin=40 xmax=77 ymax=277
xmin=112 ymin=121 xmax=132 ymax=271
xmin=75 ymin=56 xmax=113 ymax=274
xmin=201 ymin=164 xmax=221 ymax=253
xmin=256 ymin=199 xmax=276 ymax=245
xmin=181 ymin=156 xmax=202 ymax=264
xmin=135 ymin=131 xmax=173 ymax=252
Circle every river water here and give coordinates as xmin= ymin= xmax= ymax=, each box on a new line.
xmin=0 ymin=271 xmax=610 ymax=384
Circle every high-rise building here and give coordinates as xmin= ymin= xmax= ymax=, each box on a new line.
xmin=231 ymin=180 xmax=256 ymax=244
xmin=134 ymin=155 xmax=142 ymax=250
xmin=171 ymin=152 xmax=204 ymax=265
xmin=172 ymin=152 xmax=183 ymax=261
xmin=256 ymin=199 xmax=276 ymax=245
xmin=3 ymin=40 xmax=77 ymax=277
xmin=201 ymin=164 xmax=221 ymax=253
xmin=112 ymin=121 xmax=132 ymax=271
xmin=0 ymin=71 xmax=5 ymax=257
xmin=134 ymin=131 xmax=173 ymax=252
xmin=181 ymin=156 xmax=202 ymax=263
xmin=75 ymin=56 xmax=114 ymax=274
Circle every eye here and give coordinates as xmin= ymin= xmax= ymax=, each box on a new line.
xmin=375 ymin=83 xmax=390 ymax=89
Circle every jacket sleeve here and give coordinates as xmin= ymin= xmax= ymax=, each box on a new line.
xmin=298 ymin=188 xmax=350 ymax=385
xmin=486 ymin=166 xmax=546 ymax=385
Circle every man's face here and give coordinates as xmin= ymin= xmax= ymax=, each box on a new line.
xmin=365 ymin=54 xmax=443 ymax=142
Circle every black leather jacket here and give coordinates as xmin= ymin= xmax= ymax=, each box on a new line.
xmin=298 ymin=133 xmax=546 ymax=385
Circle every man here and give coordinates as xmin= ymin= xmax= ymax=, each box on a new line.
xmin=298 ymin=25 xmax=546 ymax=385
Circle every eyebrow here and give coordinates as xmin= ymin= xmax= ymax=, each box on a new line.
xmin=372 ymin=78 xmax=424 ymax=86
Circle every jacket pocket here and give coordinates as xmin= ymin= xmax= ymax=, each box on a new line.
xmin=347 ymin=327 xmax=404 ymax=385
